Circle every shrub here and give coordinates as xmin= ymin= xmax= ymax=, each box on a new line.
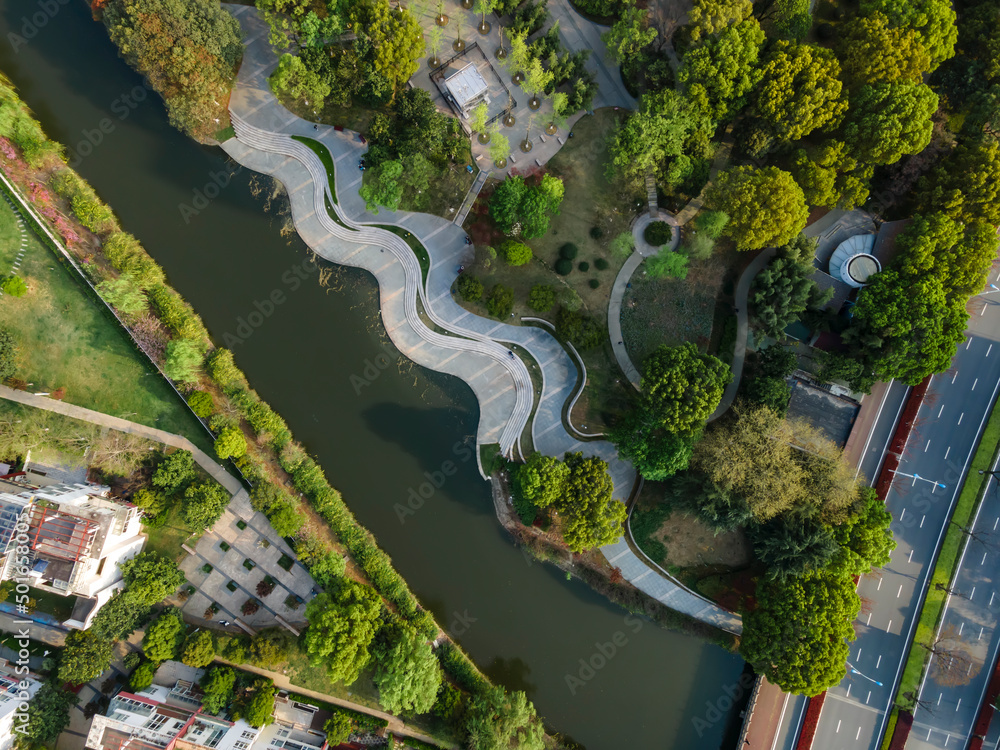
xmin=181 ymin=631 xmax=215 ymax=668
xmin=644 ymin=221 xmax=673 ymax=247
xmin=71 ymin=192 xmax=115 ymax=233
xmin=588 ymin=279 xmax=600 ymax=289
xmin=268 ymin=500 xmax=304 ymax=537
xmin=164 ymin=339 xmax=204 ymax=384
xmin=609 ymin=231 xmax=635 ymax=258
xmin=694 ymin=210 xmax=729 ymax=239
xmin=123 ymin=652 xmax=142 ymax=670
xmin=577 ymin=261 xmax=590 ymax=272
xmin=0 ymin=327 xmax=18 ymax=380
xmin=589 ymin=226 xmax=603 ymax=239
xmin=456 ymin=274 xmax=483 ymax=302
xmin=559 ymin=243 xmax=579 ymax=259
xmin=0 ymin=276 xmax=27 ymax=297
xmin=207 ymin=349 xmax=247 ymax=391
xmin=502 ymin=241 xmax=533 ymax=266
xmin=148 ymin=285 xmax=207 ymax=341
xmin=278 ymin=554 xmax=294 ymax=572
xmin=227 ymin=581 xmax=238 ymax=592
xmin=202 ymin=564 xmax=213 ymax=574
xmin=556 ymin=308 xmax=604 ymax=350
xmin=183 ymin=482 xmax=230 ymax=529
xmin=256 ymin=576 xmax=276 ymax=598
xmin=486 ymin=285 xmax=515 ymax=319
xmin=214 ymin=426 xmax=247 ymax=460
xmin=554 ymin=258 xmax=573 ymax=275
xmin=242 ymin=557 xmax=254 ymax=569
xmin=241 ymin=598 xmax=260 ymax=616
xmin=130 ymin=661 xmax=157 ymax=691
xmin=527 ymin=285 xmax=556 ymax=313
xmin=594 ymin=258 xmax=609 ymax=270
xmin=187 ymin=390 xmax=214 ymax=417
xmin=219 ymin=541 xmax=230 ymax=552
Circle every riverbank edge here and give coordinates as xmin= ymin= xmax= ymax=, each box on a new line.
xmin=0 ymin=74 xmax=506 ymax=748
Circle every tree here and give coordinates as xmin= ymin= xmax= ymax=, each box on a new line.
xmin=142 ymin=609 xmax=185 ymax=662
xmin=485 ymin=285 xmax=514 ymax=319
xmin=859 ymin=0 xmax=957 ymax=70
xmin=304 ymin=581 xmax=382 ymax=685
xmin=560 ymin=452 xmax=627 ymax=552
xmin=678 ymin=18 xmax=764 ymax=123
xmin=831 ymin=487 xmax=895 ymax=577
xmin=917 ymin=140 xmax=1000 ymax=226
xmin=89 ymin=430 xmax=155 ymax=477
xmin=489 ymin=129 xmax=510 ymax=165
xmin=639 ymin=343 xmax=731 ymax=436
xmin=687 ymin=0 xmax=752 ymax=42
xmin=182 ymin=630 xmax=216 ymax=668
xmin=754 ymin=41 xmax=847 ymax=142
xmin=707 ymin=166 xmax=809 ymax=251
xmin=15 ymin=681 xmax=76 ymax=748
xmin=59 ymin=630 xmax=113 ymax=684
xmin=647 ymin=249 xmax=689 ymax=280
xmin=843 ymin=270 xmax=967 ymax=385
xmin=351 ymin=0 xmax=424 ymax=100
xmin=268 ymin=500 xmax=304 ymax=537
xmin=373 ymin=625 xmax=442 ymax=714
xmin=666 ymin=473 xmax=753 ymax=534
xmin=842 ymin=83 xmax=938 ymax=166
xmin=456 ymin=274 xmax=484 ymax=302
xmin=469 ymin=101 xmax=489 ymax=136
xmin=490 ymin=174 xmax=564 ymax=239
xmin=214 ymin=426 xmax=247 ymax=460
xmin=163 ymin=338 xmax=203 ymax=384
xmin=609 ymin=232 xmax=635 ymax=259
xmin=527 ymin=284 xmax=555 ymax=312
xmin=324 ymin=713 xmax=354 ymax=745
xmin=130 ymin=661 xmax=157 ymax=691
xmin=183 ymin=481 xmax=230 ymax=529
xmin=837 ymin=12 xmax=931 ymax=86
xmin=269 ymin=53 xmax=332 ymax=108
xmin=894 ymin=212 xmax=998 ymax=297
xmin=502 ymin=241 xmax=533 ymax=266
xmin=152 ymin=449 xmax=196 ymax=494
xmin=750 ymin=516 xmax=841 ymax=580
xmin=359 ymin=159 xmax=404 ymax=213
xmin=609 ymin=89 xmax=711 ymax=182
xmin=121 ymin=552 xmax=185 ymax=607
xmin=514 ymin=452 xmax=571 ymax=509
xmin=200 ymin=666 xmax=236 ymax=715
xmin=0 ymin=326 xmax=17 ymax=380
xmin=602 ymin=6 xmax=656 ymax=63
xmin=611 ymin=410 xmax=696 ymax=481
xmin=235 ymin=678 xmax=277 ymax=728
xmin=741 ymin=571 xmax=859 ymax=695
xmin=464 ymin=686 xmax=545 ymax=750
xmin=521 ymin=57 xmax=554 ymax=107
xmin=770 ymin=0 xmax=811 ymax=40
xmin=750 ymin=236 xmax=824 ymax=338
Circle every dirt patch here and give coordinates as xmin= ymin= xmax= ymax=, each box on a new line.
xmin=654 ymin=511 xmax=750 ymax=569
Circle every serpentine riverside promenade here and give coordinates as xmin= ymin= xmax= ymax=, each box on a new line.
xmin=223 ymin=5 xmax=742 ymax=635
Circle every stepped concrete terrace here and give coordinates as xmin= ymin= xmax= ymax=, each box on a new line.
xmin=222 ymin=5 xmax=742 ymax=634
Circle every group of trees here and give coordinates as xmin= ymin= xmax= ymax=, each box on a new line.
xmin=98 ymin=0 xmax=242 ymax=140
xmin=513 ymin=451 xmax=626 ymax=551
xmin=750 ymin=235 xmax=833 ymax=338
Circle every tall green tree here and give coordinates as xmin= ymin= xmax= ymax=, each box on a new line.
xmin=269 ymin=53 xmax=332 ymax=108
xmin=741 ymin=571 xmax=859 ymax=695
xmin=14 ymin=682 xmax=76 ymax=748
xmin=120 ymin=551 xmax=186 ymax=607
xmin=304 ymin=581 xmax=382 ymax=685
xmin=831 ymin=487 xmax=895 ymax=577
xmin=351 ymin=0 xmax=425 ymax=100
xmin=610 ymin=410 xmax=696 ymax=481
xmin=602 ymin=6 xmax=657 ymax=63
xmin=754 ymin=41 xmax=847 ymax=141
xmin=894 ymin=212 xmax=999 ymax=297
xmin=859 ymin=0 xmax=957 ymax=70
xmin=750 ymin=235 xmax=829 ymax=338
xmin=836 ymin=12 xmax=931 ymax=86
xmin=687 ymin=0 xmax=752 ymax=41
xmin=514 ymin=452 xmax=570 ymax=508
xmin=560 ymin=452 xmax=627 ymax=552
xmin=706 ymin=166 xmax=809 ymax=251
xmin=373 ymin=626 xmax=442 ymax=714
xmin=182 ymin=481 xmax=230 ymax=529
xmin=678 ymin=18 xmax=765 ymax=123
xmin=842 ymin=82 xmax=938 ymax=166
xmin=489 ymin=174 xmax=564 ymax=239
xmin=917 ymin=140 xmax=1000 ymax=226
xmin=59 ymin=630 xmax=114 ymax=685
xmin=465 ymin=686 xmax=545 ymax=750
xmin=639 ymin=343 xmax=731 ymax=435
xmin=142 ymin=608 xmax=185 ymax=662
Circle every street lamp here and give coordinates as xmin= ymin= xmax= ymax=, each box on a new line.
xmin=980 ymin=469 xmax=1000 ymax=477
xmin=847 ymin=662 xmax=883 ymax=687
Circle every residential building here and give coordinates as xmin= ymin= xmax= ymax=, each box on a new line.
xmin=0 ymin=659 xmax=43 ymax=750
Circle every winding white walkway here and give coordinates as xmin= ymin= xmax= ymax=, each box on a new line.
xmin=222 ymin=5 xmax=741 ymax=634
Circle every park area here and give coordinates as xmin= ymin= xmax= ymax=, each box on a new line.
xmin=0 ymin=197 xmax=210 ymax=451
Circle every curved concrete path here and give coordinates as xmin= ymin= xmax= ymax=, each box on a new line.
xmin=223 ymin=5 xmax=741 ymax=634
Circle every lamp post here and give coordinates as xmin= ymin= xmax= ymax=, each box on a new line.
xmin=847 ymin=662 xmax=883 ymax=687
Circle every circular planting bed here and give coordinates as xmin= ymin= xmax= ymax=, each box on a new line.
xmin=644 ymin=220 xmax=674 ymax=247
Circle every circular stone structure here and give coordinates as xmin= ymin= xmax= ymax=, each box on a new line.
xmin=828 ymin=233 xmax=879 ymax=288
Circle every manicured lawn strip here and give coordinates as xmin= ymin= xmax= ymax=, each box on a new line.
xmin=0 ymin=174 xmax=212 ymax=454
xmin=895 ymin=394 xmax=1000 ymax=707
xmin=292 ymin=135 xmax=338 ymax=204
xmin=377 ymin=224 xmax=430 ymax=287
xmin=143 ymin=504 xmax=202 ymax=564
xmin=880 ymin=707 xmax=899 ymax=750
xmin=21 ymin=586 xmax=75 ymax=621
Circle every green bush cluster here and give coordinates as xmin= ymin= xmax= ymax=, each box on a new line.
xmin=148 ymin=285 xmax=209 ymax=341
xmin=0 ymin=78 xmax=62 ymax=167
xmin=643 ymin=221 xmax=674 ymax=247
xmin=438 ymin=642 xmax=490 ymax=696
xmin=559 ymin=243 xmax=579 ymax=260
xmin=456 ymin=274 xmax=483 ymax=302
xmin=554 ymin=258 xmax=573 ymax=275
xmin=594 ymin=258 xmax=609 ymax=270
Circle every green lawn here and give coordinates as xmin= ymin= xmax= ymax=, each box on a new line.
xmin=895 ymin=395 xmax=1000 ymax=707
xmin=143 ymin=504 xmax=202 ymax=564
xmin=0 ymin=196 xmax=211 ymax=452
xmin=24 ymin=586 xmax=76 ymax=621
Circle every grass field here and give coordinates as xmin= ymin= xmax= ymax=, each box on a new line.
xmin=143 ymin=503 xmax=203 ymax=564
xmin=895 ymin=395 xmax=1000 ymax=707
xmin=0 ymin=198 xmax=210 ymax=452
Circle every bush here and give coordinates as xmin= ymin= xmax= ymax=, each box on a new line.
xmin=609 ymin=231 xmax=635 ymax=259
xmin=183 ymin=481 xmax=230 ymax=529
xmin=588 ymin=279 xmax=600 ymax=289
xmin=0 ymin=327 xmax=17 ymax=380
xmin=577 ymin=261 xmax=590 ymax=272
xmin=559 ymin=243 xmax=579 ymax=259
xmin=0 ymin=276 xmax=27 ymax=297
xmin=527 ymin=285 xmax=556 ymax=313
xmin=256 ymin=576 xmax=276 ymax=598
xmin=207 ymin=349 xmax=246 ymax=392
xmin=148 ymin=285 xmax=207 ymax=341
xmin=187 ymin=390 xmax=214 ymax=417
xmin=694 ymin=210 xmax=729 ymax=240
xmin=164 ymin=339 xmax=203 ymax=384
xmin=268 ymin=500 xmax=304 ymax=538
xmin=214 ymin=426 xmax=247 ymax=460
xmin=152 ymin=450 xmax=196 ymax=494
xmin=227 ymin=580 xmax=238 ymax=592
xmin=130 ymin=661 xmax=157 ymax=691
xmin=589 ymin=226 xmax=603 ymax=239
xmin=456 ymin=274 xmax=483 ymax=302
xmin=556 ymin=308 xmax=604 ymax=350
xmin=486 ymin=285 xmax=515 ymax=319
xmin=502 ymin=241 xmax=533 ymax=266
xmin=123 ymin=652 xmax=142 ymax=670
xmin=278 ymin=554 xmax=294 ymax=571
xmin=554 ymin=258 xmax=573 ymax=275
xmin=644 ymin=221 xmax=673 ymax=247
xmin=594 ymin=258 xmax=609 ymax=270
xmin=241 ymin=598 xmax=260 ymax=616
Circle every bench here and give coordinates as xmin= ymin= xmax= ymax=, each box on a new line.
xmin=557 ymin=136 xmax=564 ymax=145
xmin=535 ymin=158 xmax=542 ymax=166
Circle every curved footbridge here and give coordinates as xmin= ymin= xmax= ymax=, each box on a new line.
xmin=223 ymin=4 xmax=741 ymax=635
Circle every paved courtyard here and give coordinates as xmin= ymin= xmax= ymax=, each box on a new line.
xmin=179 ymin=506 xmax=315 ymax=631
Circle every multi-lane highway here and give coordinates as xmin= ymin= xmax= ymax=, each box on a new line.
xmin=810 ymin=287 xmax=1000 ymax=749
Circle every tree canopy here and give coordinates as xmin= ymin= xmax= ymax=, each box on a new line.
xmin=707 ymin=166 xmax=809 ymax=251
xmin=859 ymin=0 xmax=957 ymax=70
xmin=837 ymin=12 xmax=932 ymax=86
xmin=464 ymin=686 xmax=546 ymax=750
xmin=639 ymin=343 xmax=731 ymax=435
xmin=142 ymin=608 xmax=185 ymax=662
xmin=750 ymin=235 xmax=829 ymax=338
xmin=120 ymin=551 xmax=185 ymax=607
xmin=490 ymin=174 xmax=565 ymax=239
xmin=679 ymin=19 xmax=765 ymax=123
xmin=894 ymin=212 xmax=998 ymax=297
xmin=842 ymin=82 xmax=939 ymax=166
xmin=373 ymin=625 xmax=442 ymax=714
xmin=304 ymin=581 xmax=382 ymax=685
xmin=59 ymin=630 xmax=114 ymax=685
xmin=687 ymin=0 xmax=752 ymax=42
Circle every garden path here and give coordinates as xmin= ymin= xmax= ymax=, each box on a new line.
xmin=224 ymin=5 xmax=743 ymax=634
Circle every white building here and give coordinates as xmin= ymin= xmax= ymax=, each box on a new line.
xmin=444 ymin=63 xmax=490 ymax=118
xmin=0 ymin=482 xmax=145 ymax=629
xmin=0 ymin=660 xmax=43 ymax=750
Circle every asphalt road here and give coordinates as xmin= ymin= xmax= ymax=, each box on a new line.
xmin=811 ymin=291 xmax=1000 ymax=750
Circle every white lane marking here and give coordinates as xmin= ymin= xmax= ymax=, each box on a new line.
xmin=920 ymin=515 xmax=926 ymax=528
xmin=959 ymin=412 xmax=965 ymax=425
xmin=938 ymin=692 xmax=943 ymax=705
xmin=897 ymin=584 xmax=903 ymax=598
xmin=982 ymin=552 xmax=988 ymax=565
xmin=866 ymin=612 xmax=872 ymax=626
xmin=991 ymin=592 xmax=996 ymax=607
xmin=988 ymin=344 xmax=994 ymax=357
xmin=908 ymin=549 xmax=914 ymax=563
xmin=994 ymin=516 xmax=999 ymax=531
xmin=945 ymin=446 xmax=951 ymax=460
xmin=971 ymin=586 xmax=976 ymax=599
xmin=953 ymin=370 xmax=959 ymax=383
xmin=960 ymin=622 xmax=965 ymax=635
xmin=877 ymin=578 xmax=882 ymax=591
xmin=900 ymin=508 xmax=906 ymax=521
xmin=836 ymin=720 xmax=842 ymax=733
xmin=925 ymin=440 xmax=931 ymax=452
xmin=938 ymin=404 xmax=945 ymax=418
xmin=886 ymin=619 xmax=893 ymax=632
xmin=980 ymin=627 xmax=984 ymax=641
xmin=846 ymin=683 xmax=852 ymax=698
xmin=957 ymin=698 xmax=962 ymax=712
xmin=876 ymin=655 xmax=882 ymax=669
xmin=967 ymin=337 xmax=973 ymax=350
xmin=856 ymin=727 xmax=862 ymax=741
xmin=866 ymin=691 xmax=871 ymax=704
xmin=973 ymin=378 xmax=979 ymax=390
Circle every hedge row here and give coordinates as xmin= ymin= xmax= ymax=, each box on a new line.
xmin=437 ymin=642 xmax=490 ymax=697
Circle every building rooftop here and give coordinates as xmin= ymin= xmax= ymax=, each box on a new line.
xmin=444 ymin=63 xmax=489 ymax=111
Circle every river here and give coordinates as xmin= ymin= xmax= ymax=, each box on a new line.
xmin=1 ymin=2 xmax=747 ymax=747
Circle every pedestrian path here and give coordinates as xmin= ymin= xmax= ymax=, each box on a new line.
xmin=454 ymin=168 xmax=488 ymax=226
xmin=223 ymin=5 xmax=742 ymax=634
xmin=0 ymin=190 xmax=27 ymax=298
